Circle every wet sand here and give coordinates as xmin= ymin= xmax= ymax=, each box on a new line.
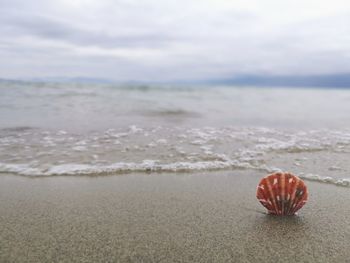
xmin=0 ymin=171 xmax=349 ymax=262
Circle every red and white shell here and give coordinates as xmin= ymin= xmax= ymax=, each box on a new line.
xmin=256 ymin=172 xmax=308 ymax=216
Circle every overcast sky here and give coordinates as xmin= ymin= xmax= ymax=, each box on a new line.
xmin=1 ymin=0 xmax=350 ymax=81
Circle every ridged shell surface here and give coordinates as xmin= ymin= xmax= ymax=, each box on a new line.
xmin=256 ymin=172 xmax=308 ymax=216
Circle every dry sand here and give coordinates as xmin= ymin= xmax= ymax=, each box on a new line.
xmin=0 ymin=171 xmax=350 ymax=262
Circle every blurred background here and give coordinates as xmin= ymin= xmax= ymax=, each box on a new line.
xmin=1 ymin=0 xmax=350 ymax=183
xmin=1 ymin=0 xmax=350 ymax=82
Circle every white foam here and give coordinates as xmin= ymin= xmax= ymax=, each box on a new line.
xmin=0 ymin=159 xmax=253 ymax=176
xmin=72 ymin=146 xmax=87 ymax=151
xmin=1 ymin=126 xmax=350 ymax=189
xmin=328 ymin=166 xmax=342 ymax=171
xmin=57 ymin=130 xmax=67 ymax=135
xmin=129 ymin=125 xmax=143 ymax=133
xmin=298 ymin=173 xmax=350 ymax=187
xmin=0 ymin=163 xmax=42 ymax=176
xmin=1 ymin=160 xmax=350 ymax=188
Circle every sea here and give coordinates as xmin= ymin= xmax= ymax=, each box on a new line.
xmin=1 ymin=81 xmax=350 ymax=187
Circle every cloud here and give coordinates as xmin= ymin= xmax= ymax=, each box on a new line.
xmin=1 ymin=0 xmax=350 ymax=81
xmin=0 ymin=11 xmax=174 ymax=49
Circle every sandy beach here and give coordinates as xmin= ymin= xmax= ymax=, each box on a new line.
xmin=1 ymin=171 xmax=349 ymax=262
xmin=3 ymin=0 xmax=350 ymax=261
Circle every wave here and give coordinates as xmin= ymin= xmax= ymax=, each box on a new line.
xmin=141 ymin=109 xmax=201 ymax=118
xmin=298 ymin=173 xmax=350 ymax=187
xmin=1 ymin=126 xmax=350 ymax=188
xmin=1 ymin=160 xmax=349 ymax=188
xmin=0 ymin=160 xmax=253 ymax=176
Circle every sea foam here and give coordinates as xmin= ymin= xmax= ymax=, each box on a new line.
xmin=1 ymin=126 xmax=350 ymax=188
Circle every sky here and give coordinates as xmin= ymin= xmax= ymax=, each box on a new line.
xmin=1 ymin=0 xmax=350 ymax=82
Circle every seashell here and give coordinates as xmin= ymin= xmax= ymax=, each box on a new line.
xmin=256 ymin=172 xmax=308 ymax=216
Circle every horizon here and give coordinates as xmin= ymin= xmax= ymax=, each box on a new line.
xmin=3 ymin=73 xmax=350 ymax=88
xmin=1 ymin=0 xmax=350 ymax=82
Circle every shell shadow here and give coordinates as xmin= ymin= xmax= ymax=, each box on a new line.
xmin=254 ymin=212 xmax=308 ymax=227
xmin=239 ymin=212 xmax=315 ymax=262
xmin=247 ymin=212 xmax=312 ymax=245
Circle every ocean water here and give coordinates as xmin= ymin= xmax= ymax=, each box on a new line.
xmin=1 ymin=81 xmax=350 ymax=187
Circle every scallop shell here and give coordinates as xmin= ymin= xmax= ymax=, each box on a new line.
xmin=256 ymin=172 xmax=308 ymax=215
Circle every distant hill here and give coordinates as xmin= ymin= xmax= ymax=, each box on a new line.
xmin=0 ymin=77 xmax=115 ymax=84
xmin=2 ymin=74 xmax=350 ymax=88
xmin=206 ymin=74 xmax=350 ymax=88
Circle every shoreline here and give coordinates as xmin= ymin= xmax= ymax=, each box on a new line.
xmin=1 ymin=171 xmax=349 ymax=262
